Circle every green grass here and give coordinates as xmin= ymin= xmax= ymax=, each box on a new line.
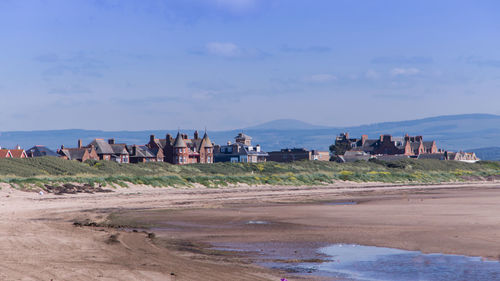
xmin=0 ymin=157 xmax=498 ymax=189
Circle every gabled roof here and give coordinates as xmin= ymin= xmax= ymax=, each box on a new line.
xmin=0 ymin=149 xmax=12 ymax=158
xmin=110 ymin=144 xmax=128 ymax=155
xmin=423 ymin=141 xmax=435 ymax=149
xmin=127 ymin=145 xmax=157 ymax=158
xmin=59 ymin=148 xmax=89 ymax=161
xmin=88 ymin=139 xmax=114 ymax=154
xmin=10 ymin=149 xmax=26 ymax=158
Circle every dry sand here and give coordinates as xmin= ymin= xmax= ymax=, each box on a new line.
xmin=1 ymin=181 xmax=500 ymax=280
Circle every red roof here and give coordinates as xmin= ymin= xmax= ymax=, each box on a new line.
xmin=0 ymin=149 xmax=12 ymax=158
xmin=9 ymin=149 xmax=26 ymax=158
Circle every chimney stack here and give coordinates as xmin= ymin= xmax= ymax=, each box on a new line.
xmin=78 ymin=139 xmax=82 ymax=148
xmin=108 ymin=138 xmax=115 ymax=145
xmin=361 ymin=135 xmax=368 ymax=146
xmin=194 ymin=130 xmax=199 ymax=139
xmin=150 ymin=134 xmax=155 ymax=143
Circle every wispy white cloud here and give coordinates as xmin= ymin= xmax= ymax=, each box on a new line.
xmin=391 ymin=67 xmax=420 ymax=76
xmin=200 ymin=42 xmax=268 ymax=59
xmin=206 ymin=42 xmax=242 ymax=57
xmin=304 ymin=74 xmax=337 ymax=83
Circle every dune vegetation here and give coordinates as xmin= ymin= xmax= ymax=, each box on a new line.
xmin=0 ymin=157 xmax=499 ymax=190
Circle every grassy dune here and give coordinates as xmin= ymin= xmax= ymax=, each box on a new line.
xmin=0 ymin=157 xmax=499 ymax=189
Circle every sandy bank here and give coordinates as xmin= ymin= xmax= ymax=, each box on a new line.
xmin=1 ymin=181 xmax=500 ymax=280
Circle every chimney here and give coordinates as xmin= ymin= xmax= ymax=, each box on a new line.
xmin=182 ymin=134 xmax=188 ymax=140
xmin=361 ymin=135 xmax=368 ymax=146
xmin=405 ymin=134 xmax=410 ymax=141
xmin=61 ymin=145 xmax=65 ymax=149
xmin=345 ymin=132 xmax=349 ymax=139
xmin=150 ymin=134 xmax=155 ymax=143
xmin=380 ymin=135 xmax=384 ymax=142
xmin=78 ymin=139 xmax=82 ymax=148
xmin=416 ymin=136 xmax=423 ymax=142
xmin=133 ymin=145 xmax=137 ymax=156
xmin=16 ymin=145 xmax=21 ymax=150
xmin=108 ymin=138 xmax=115 ymax=145
xmin=194 ymin=130 xmax=199 ymax=139
xmin=166 ymin=133 xmax=172 ymax=142
xmin=227 ymin=141 xmax=232 ymax=145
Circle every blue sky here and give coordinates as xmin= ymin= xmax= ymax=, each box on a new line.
xmin=0 ymin=0 xmax=499 ymax=131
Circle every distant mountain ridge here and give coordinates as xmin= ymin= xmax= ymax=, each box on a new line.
xmin=1 ymin=114 xmax=500 ymax=157
xmin=470 ymin=147 xmax=500 ymax=161
xmin=244 ymin=119 xmax=331 ymax=130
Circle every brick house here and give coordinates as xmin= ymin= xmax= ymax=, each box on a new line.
xmin=333 ymin=132 xmax=438 ymax=157
xmin=146 ymin=130 xmax=214 ymax=165
xmin=84 ymin=139 xmax=129 ymax=163
xmin=57 ymin=144 xmax=99 ymax=162
xmin=127 ymin=145 xmax=164 ymax=163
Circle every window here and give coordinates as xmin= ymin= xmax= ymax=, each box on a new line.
xmin=207 ymin=156 xmax=211 ymax=163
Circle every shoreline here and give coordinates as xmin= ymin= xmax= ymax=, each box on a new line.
xmin=2 ymin=181 xmax=500 ymax=280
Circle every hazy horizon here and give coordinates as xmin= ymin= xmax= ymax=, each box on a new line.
xmin=1 ymin=1 xmax=499 ymax=131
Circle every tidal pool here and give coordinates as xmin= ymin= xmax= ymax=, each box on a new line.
xmin=276 ymin=244 xmax=500 ymax=281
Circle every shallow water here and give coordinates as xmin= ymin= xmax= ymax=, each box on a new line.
xmin=280 ymin=244 xmax=500 ymax=281
xmin=325 ymin=201 xmax=357 ymax=206
xmin=245 ymin=220 xmax=270 ymax=225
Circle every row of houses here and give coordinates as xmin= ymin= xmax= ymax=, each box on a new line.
xmin=0 ymin=131 xmax=274 ymax=164
xmin=332 ymin=132 xmax=480 ymax=163
xmin=0 ymin=131 xmax=479 ymax=164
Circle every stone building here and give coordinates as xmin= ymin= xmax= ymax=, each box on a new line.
xmin=213 ymin=133 xmax=268 ymax=163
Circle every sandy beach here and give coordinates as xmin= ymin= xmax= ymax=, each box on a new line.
xmin=2 ymin=181 xmax=500 ymax=280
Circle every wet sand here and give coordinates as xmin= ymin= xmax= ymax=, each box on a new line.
xmin=1 ymin=181 xmax=500 ymax=280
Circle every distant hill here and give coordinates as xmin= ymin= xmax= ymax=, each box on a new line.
xmin=1 ymin=114 xmax=500 ymax=152
xmin=244 ymin=119 xmax=331 ymax=130
xmin=470 ymin=147 xmax=500 ymax=161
